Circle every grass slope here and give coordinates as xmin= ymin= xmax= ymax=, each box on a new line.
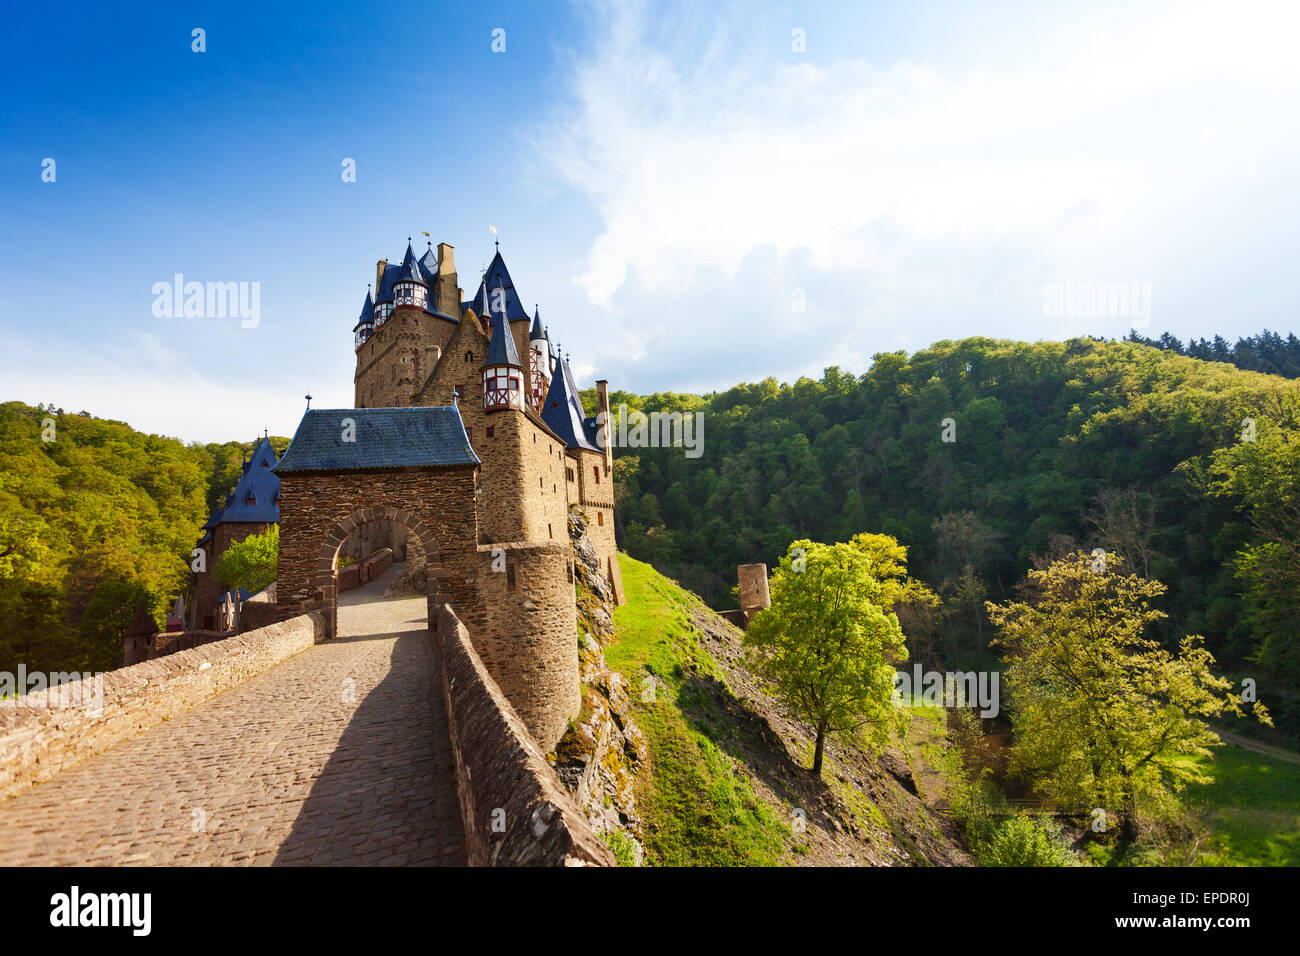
xmin=611 ymin=553 xmax=967 ymax=867
xmin=609 ymin=554 xmax=787 ymax=865
xmin=1186 ymin=746 xmax=1300 ymax=866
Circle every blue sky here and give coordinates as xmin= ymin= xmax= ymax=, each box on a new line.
xmin=2 ymin=0 xmax=1297 ymax=442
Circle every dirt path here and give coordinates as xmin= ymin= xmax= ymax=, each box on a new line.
xmin=1213 ymin=727 xmax=1300 ymax=767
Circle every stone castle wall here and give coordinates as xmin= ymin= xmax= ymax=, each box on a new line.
xmin=468 ymin=541 xmax=579 ymax=751
xmin=354 ymin=306 xmax=457 ymax=408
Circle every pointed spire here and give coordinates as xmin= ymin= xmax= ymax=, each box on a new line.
xmin=481 ymin=283 xmax=522 ymax=370
xmin=396 ymin=240 xmax=425 ymax=284
xmin=530 ymin=305 xmax=545 ymax=341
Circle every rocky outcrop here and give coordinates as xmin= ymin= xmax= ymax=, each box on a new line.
xmin=551 ymin=509 xmax=646 ymax=863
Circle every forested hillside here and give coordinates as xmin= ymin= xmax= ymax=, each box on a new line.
xmin=1127 ymin=328 xmax=1300 ymax=379
xmin=596 ymin=337 xmax=1300 ymax=703
xmin=0 ymin=402 xmax=285 ymax=673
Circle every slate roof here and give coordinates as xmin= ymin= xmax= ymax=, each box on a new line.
xmin=274 ymin=407 xmax=480 ymax=473
xmin=217 ymin=437 xmax=282 ymax=523
xmin=394 ymin=242 xmax=427 ymax=285
xmin=353 ymin=289 xmax=374 ymax=332
xmin=375 ymin=262 xmax=401 ymax=304
xmin=542 ymin=357 xmax=601 ymax=452
xmin=481 ymin=250 xmax=530 ymax=322
xmin=481 ymin=284 xmax=523 ymax=369
xmin=530 ymin=306 xmax=545 ymax=341
xmin=419 ymin=242 xmax=438 ymax=279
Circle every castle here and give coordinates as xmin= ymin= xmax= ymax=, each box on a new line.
xmin=349 ymin=237 xmax=622 ymax=603
xmin=263 ymin=236 xmax=624 ymax=750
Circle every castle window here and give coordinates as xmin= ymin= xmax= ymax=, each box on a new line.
xmin=593 ymin=466 xmax=600 ymax=484
xmin=548 ymin=523 xmax=553 ymax=539
xmin=598 ymin=511 xmax=604 ymax=526
xmin=553 ymin=483 xmax=557 ymax=493
xmin=466 ymin=352 xmax=472 ymax=363
xmin=486 ymin=426 xmax=494 ymax=438
xmin=506 ymin=565 xmax=516 ymax=590
xmin=466 ymin=426 xmax=473 ymax=443
xmin=454 ymin=385 xmax=463 ymax=399
xmin=566 ymin=467 xmax=574 ymax=482
xmin=247 ymin=494 xmax=255 ymax=506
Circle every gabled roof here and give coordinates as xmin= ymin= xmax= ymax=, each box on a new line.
xmin=394 ymin=242 xmax=427 ymax=285
xmin=217 ymin=437 xmax=281 ymax=523
xmin=541 ymin=357 xmax=601 ymax=452
xmin=481 ymin=249 xmax=530 ymax=322
xmin=353 ymin=289 xmax=374 ymax=332
xmin=274 ymin=407 xmax=480 ymax=473
xmin=481 ymin=283 xmax=523 ymax=369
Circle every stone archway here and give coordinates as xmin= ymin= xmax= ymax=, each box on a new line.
xmin=316 ymin=506 xmax=437 ymax=640
xmin=273 ymin=466 xmax=484 ymax=643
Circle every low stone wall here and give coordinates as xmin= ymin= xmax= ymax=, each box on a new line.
xmin=338 ymin=547 xmax=395 ymax=592
xmin=718 ymin=609 xmax=750 ymax=629
xmin=434 ymin=604 xmax=615 ymax=867
xmin=0 ymin=613 xmax=324 ymax=801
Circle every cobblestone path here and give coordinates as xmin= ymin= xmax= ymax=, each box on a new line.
xmin=0 ymin=564 xmax=465 ymax=865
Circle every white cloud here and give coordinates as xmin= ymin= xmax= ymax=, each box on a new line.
xmin=540 ymin=0 xmax=1300 ymax=388
xmin=2 ymin=331 xmax=346 ymax=443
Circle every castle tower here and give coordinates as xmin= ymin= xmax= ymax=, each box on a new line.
xmin=481 ymin=284 xmax=525 ymax=412
xmin=392 ymin=241 xmax=429 ymax=310
xmin=529 ymin=307 xmax=550 ymax=411
xmin=353 ymin=287 xmax=374 ymax=351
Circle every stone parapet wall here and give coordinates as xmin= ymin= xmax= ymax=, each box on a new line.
xmin=337 ymin=547 xmax=395 ymax=592
xmin=0 ymin=613 xmax=324 ymax=801
xmin=434 ymin=604 xmax=614 ymax=867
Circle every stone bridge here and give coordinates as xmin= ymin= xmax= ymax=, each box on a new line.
xmin=0 ymin=564 xmax=612 ymax=867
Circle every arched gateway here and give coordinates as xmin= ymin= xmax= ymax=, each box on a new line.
xmin=271 ymin=406 xmax=581 ymax=749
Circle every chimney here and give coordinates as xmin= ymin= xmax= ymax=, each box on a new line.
xmin=375 ymin=259 xmax=387 ymax=295
xmin=596 ymin=380 xmax=613 ymax=471
xmin=437 ymin=242 xmax=456 ymax=276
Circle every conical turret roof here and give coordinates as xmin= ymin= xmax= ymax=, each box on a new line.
xmin=481 ymin=284 xmax=522 ymax=369
xmin=394 ymin=242 xmax=426 ymax=285
xmin=541 ymin=356 xmax=600 ymax=452
xmin=352 ymin=288 xmax=374 ymax=332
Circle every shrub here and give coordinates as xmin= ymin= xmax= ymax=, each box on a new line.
xmin=979 ymin=815 xmax=1073 ymax=867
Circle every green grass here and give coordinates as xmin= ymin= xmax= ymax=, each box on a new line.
xmin=1186 ymin=744 xmax=1300 ymax=866
xmin=611 ymin=554 xmax=789 ymax=866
